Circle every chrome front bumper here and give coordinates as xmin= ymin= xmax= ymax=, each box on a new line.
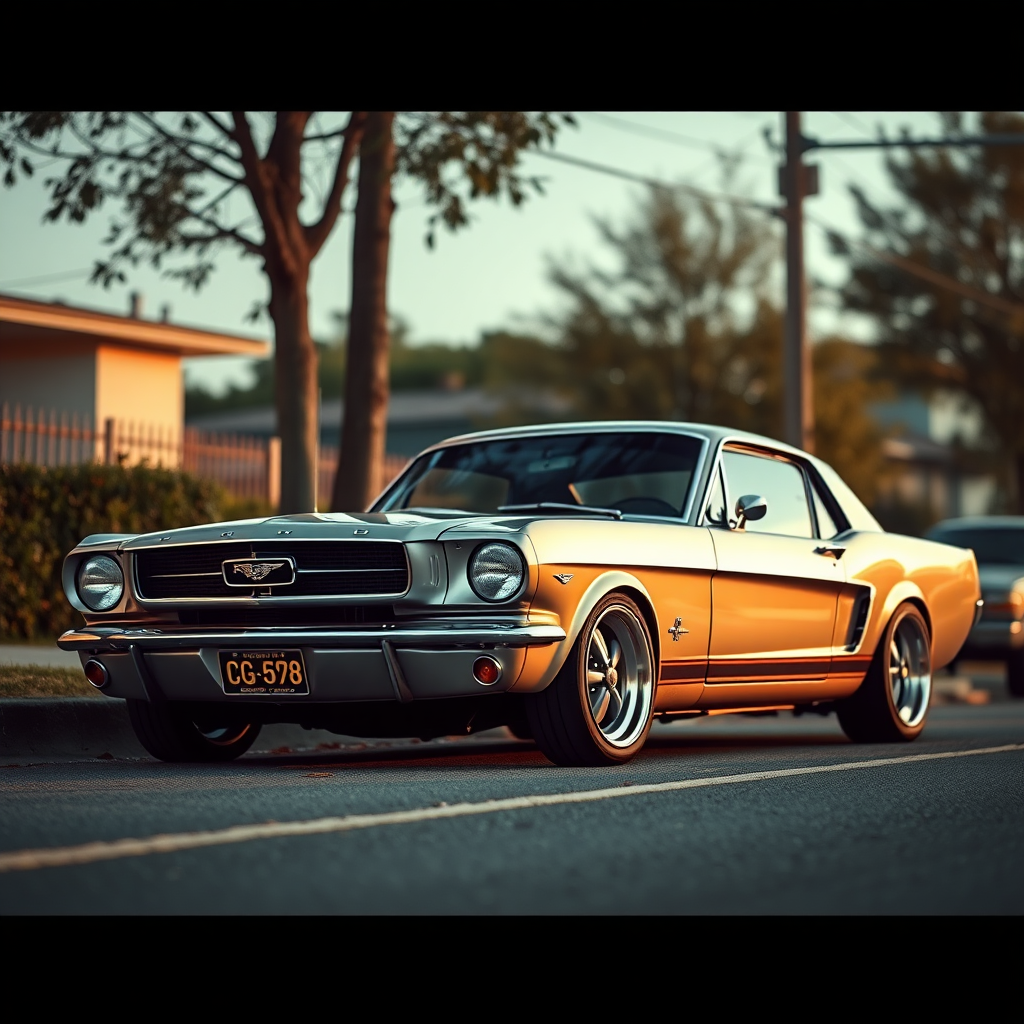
xmin=58 ymin=623 xmax=566 ymax=704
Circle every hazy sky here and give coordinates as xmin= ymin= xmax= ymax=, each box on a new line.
xmin=0 ymin=111 xmax=941 ymax=394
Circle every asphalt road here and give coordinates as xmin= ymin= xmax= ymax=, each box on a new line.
xmin=2 ymin=679 xmax=1023 ymax=914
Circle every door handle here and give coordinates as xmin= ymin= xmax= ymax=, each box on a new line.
xmin=815 ymin=545 xmax=846 ymax=559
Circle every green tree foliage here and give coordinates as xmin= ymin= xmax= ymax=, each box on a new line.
xmin=832 ymin=111 xmax=1024 ymax=511
xmin=0 ymin=112 xmax=572 ymax=514
xmin=184 ymin=315 xmax=487 ymax=418
xmin=812 ymin=337 xmax=893 ymax=507
xmin=543 ymin=187 xmax=783 ymax=430
xmin=0 ymin=464 xmax=222 ymax=639
xmin=489 ymin=186 xmax=893 ymax=504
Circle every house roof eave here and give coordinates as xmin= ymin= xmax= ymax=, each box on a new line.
xmin=0 ymin=293 xmax=269 ymax=358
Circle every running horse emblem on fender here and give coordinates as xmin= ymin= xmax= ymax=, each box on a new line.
xmin=667 ymin=616 xmax=689 ymax=641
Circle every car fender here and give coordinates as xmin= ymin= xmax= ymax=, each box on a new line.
xmin=870 ymin=579 xmax=929 ymax=658
xmin=513 ymin=570 xmax=657 ymax=694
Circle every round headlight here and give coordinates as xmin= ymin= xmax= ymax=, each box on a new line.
xmin=77 ymin=555 xmax=124 ymax=611
xmin=468 ymin=542 xmax=526 ymax=602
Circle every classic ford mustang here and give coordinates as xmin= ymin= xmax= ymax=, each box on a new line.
xmin=58 ymin=422 xmax=983 ymax=766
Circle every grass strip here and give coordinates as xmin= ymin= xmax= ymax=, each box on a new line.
xmin=0 ymin=664 xmax=99 ymax=699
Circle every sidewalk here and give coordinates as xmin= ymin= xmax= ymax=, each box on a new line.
xmin=0 ymin=644 xmax=81 ymax=670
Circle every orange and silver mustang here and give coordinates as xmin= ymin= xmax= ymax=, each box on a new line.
xmin=58 ymin=422 xmax=983 ymax=766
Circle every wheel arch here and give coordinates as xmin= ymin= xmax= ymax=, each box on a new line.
xmin=518 ymin=571 xmax=660 ymax=694
xmin=874 ymin=581 xmax=931 ymax=651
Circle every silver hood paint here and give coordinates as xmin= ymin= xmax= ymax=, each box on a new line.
xmin=109 ymin=510 xmax=541 ymax=552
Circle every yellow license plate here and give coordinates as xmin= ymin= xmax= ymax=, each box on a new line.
xmin=218 ymin=650 xmax=309 ymax=695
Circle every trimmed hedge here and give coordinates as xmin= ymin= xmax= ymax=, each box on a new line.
xmin=1 ymin=463 xmax=223 ymax=640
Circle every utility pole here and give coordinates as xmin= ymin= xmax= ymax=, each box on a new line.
xmin=781 ymin=112 xmax=816 ymax=453
xmin=775 ymin=119 xmax=1024 ymax=454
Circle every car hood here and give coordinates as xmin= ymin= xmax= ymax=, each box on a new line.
xmin=114 ymin=510 xmax=551 ymax=550
xmin=977 ymin=564 xmax=1024 ymax=594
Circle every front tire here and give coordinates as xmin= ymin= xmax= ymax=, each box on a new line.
xmin=127 ymin=700 xmax=261 ymax=762
xmin=526 ymin=593 xmax=656 ymax=766
xmin=837 ymin=602 xmax=932 ymax=743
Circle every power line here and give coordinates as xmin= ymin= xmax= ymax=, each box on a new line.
xmin=0 ymin=267 xmax=93 ymax=289
xmin=529 ymin=148 xmax=779 ymax=214
xmin=803 ymin=210 xmax=1024 ymax=318
xmin=531 ymin=140 xmax=1008 ymax=315
xmin=830 ymin=112 xmax=875 ymax=137
xmin=804 ymin=132 xmax=1024 ymax=152
xmin=582 ymin=112 xmax=771 ymax=161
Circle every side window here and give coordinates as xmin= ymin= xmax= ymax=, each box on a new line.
xmin=721 ymin=450 xmax=813 ymax=538
xmin=703 ymin=465 xmax=728 ymax=528
xmin=811 ymin=481 xmax=840 ymax=539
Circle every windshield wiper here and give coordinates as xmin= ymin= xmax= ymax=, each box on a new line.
xmin=498 ymin=502 xmax=622 ymax=519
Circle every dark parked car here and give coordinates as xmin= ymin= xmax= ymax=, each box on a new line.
xmin=926 ymin=516 xmax=1024 ymax=695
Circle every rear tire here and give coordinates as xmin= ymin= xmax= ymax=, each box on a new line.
xmin=1008 ymin=650 xmax=1024 ymax=698
xmin=837 ymin=602 xmax=932 ymax=743
xmin=127 ymin=700 xmax=261 ymax=762
xmin=526 ymin=593 xmax=656 ymax=766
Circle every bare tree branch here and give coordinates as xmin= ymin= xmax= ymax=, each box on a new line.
xmin=229 ymin=110 xmax=291 ymax=262
xmin=193 ymin=178 xmax=245 ymax=218
xmin=304 ymin=111 xmax=366 ymax=257
xmin=200 ymin=111 xmax=234 ymax=139
xmin=302 ymin=128 xmax=352 ymax=143
xmin=131 ymin=112 xmax=241 ymax=170
xmin=185 ymin=210 xmax=263 ymax=255
xmin=176 ymin=227 xmax=261 ymax=254
xmin=130 ymin=112 xmax=243 ymax=185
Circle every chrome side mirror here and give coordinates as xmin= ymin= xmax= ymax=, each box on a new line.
xmin=734 ymin=494 xmax=767 ymax=530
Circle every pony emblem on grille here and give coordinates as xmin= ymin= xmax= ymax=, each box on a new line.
xmin=233 ymin=562 xmax=286 ymax=582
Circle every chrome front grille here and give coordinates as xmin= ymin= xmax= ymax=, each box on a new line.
xmin=134 ymin=541 xmax=409 ymax=600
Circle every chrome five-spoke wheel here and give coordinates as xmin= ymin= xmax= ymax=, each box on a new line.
xmin=585 ymin=604 xmax=655 ymax=748
xmin=525 ymin=592 xmax=657 ymax=766
xmin=888 ymin=615 xmax=931 ymax=727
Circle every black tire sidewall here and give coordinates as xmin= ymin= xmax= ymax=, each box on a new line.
xmin=127 ymin=699 xmax=260 ymax=762
xmin=839 ymin=602 xmax=931 ymax=743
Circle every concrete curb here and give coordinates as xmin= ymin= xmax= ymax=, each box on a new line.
xmin=0 ymin=698 xmax=365 ymax=760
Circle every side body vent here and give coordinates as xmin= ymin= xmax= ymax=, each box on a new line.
xmin=845 ymin=591 xmax=871 ymax=651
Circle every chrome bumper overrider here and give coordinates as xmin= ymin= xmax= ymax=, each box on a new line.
xmin=57 ymin=623 xmax=566 ymax=704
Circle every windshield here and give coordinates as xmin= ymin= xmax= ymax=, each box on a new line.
xmin=927 ymin=527 xmax=1024 ymax=566
xmin=376 ymin=432 xmax=705 ymax=518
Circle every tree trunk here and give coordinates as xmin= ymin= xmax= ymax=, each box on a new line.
xmin=332 ymin=112 xmax=396 ymax=512
xmin=1016 ymin=451 xmax=1024 ymax=515
xmin=269 ymin=268 xmax=318 ymax=513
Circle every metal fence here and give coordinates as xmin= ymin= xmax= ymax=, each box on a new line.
xmin=1 ymin=403 xmax=411 ymax=510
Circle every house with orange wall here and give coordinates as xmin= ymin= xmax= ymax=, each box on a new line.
xmin=0 ymin=292 xmax=267 ymax=466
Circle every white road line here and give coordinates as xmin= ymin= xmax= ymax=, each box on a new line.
xmin=1 ymin=743 xmax=1021 ymax=874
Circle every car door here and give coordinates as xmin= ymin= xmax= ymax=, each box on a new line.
xmin=704 ymin=446 xmax=845 ymax=687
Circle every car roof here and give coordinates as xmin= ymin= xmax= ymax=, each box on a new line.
xmin=381 ymin=419 xmax=883 ymax=533
xmin=929 ymin=516 xmax=1024 ymax=531
xmin=425 ymin=420 xmax=806 ymax=457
